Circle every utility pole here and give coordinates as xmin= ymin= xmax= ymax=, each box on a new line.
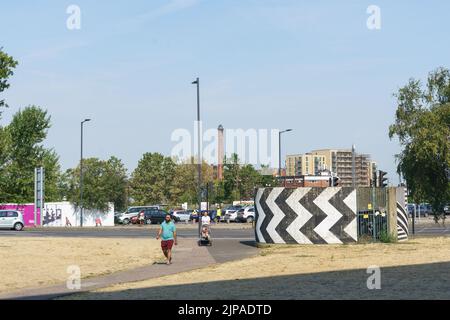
xmin=80 ymin=119 xmax=91 ymax=227
xmin=192 ymin=77 xmax=202 ymax=237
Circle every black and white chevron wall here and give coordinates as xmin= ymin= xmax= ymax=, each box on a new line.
xmin=396 ymin=203 xmax=408 ymax=241
xmin=396 ymin=186 xmax=408 ymax=241
xmin=255 ymin=187 xmax=357 ymax=244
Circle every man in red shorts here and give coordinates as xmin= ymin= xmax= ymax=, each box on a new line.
xmin=156 ymin=213 xmax=177 ymax=265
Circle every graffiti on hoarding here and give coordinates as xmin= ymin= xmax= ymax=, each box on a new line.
xmin=42 ymin=205 xmax=63 ymax=226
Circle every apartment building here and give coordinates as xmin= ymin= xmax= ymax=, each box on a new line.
xmin=285 ymin=154 xmax=326 ymax=176
xmin=286 ymin=149 xmax=373 ymax=187
xmin=311 ymin=149 xmax=372 ymax=187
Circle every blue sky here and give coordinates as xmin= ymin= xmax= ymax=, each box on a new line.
xmin=1 ymin=0 xmax=449 ymax=182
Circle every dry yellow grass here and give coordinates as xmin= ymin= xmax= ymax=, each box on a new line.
xmin=0 ymin=237 xmax=161 ymax=294
xmin=70 ymin=236 xmax=450 ymax=299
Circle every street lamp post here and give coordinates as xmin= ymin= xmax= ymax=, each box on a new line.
xmin=192 ymin=78 xmax=202 ymax=236
xmin=279 ymin=129 xmax=293 ymax=184
xmin=80 ymin=119 xmax=91 ymax=227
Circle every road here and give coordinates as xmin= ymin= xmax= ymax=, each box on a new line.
xmin=0 ymin=226 xmax=255 ymax=240
xmin=0 ymin=223 xmax=447 ymax=239
xmin=413 ymin=225 xmax=450 ymax=235
xmin=409 ymin=218 xmax=450 ymax=236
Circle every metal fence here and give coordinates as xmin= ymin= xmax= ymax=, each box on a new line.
xmin=356 ymin=187 xmax=389 ymax=241
xmin=357 ymin=210 xmax=388 ymax=240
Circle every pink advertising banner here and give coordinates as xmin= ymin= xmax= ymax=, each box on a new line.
xmin=0 ymin=204 xmax=40 ymax=226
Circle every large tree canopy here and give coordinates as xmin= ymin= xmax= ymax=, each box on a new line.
xmin=0 ymin=106 xmax=61 ymax=203
xmin=63 ymin=157 xmax=128 ymax=212
xmin=389 ymin=67 xmax=450 ymax=221
xmin=170 ymin=157 xmax=214 ymax=206
xmin=129 ymin=153 xmax=176 ymax=206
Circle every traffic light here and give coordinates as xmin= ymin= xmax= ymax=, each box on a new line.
xmin=332 ymin=176 xmax=340 ymax=186
xmin=328 ymin=175 xmax=339 ymax=187
xmin=329 ymin=176 xmax=339 ymax=186
xmin=371 ymin=171 xmax=377 ymax=187
xmin=378 ymin=170 xmax=388 ymax=188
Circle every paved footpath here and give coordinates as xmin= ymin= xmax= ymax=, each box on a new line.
xmin=0 ymin=238 xmax=258 ymax=300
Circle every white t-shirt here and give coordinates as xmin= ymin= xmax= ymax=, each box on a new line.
xmin=201 ymin=215 xmax=211 ymax=225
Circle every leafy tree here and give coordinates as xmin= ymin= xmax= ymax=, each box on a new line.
xmin=39 ymin=149 xmax=63 ymax=202
xmin=0 ymin=126 xmax=11 ymax=192
xmin=238 ymin=164 xmax=261 ymax=200
xmin=169 ymin=157 xmax=216 ymax=207
xmin=170 ymin=160 xmax=197 ymax=205
xmin=223 ymin=153 xmax=241 ymax=201
xmin=64 ymin=157 xmax=128 ymax=212
xmin=0 ymin=48 xmax=18 ymax=199
xmin=221 ymin=154 xmax=264 ymax=202
xmin=389 ymin=67 xmax=450 ymax=221
xmin=104 ymin=156 xmax=129 ymax=212
xmin=0 ymin=106 xmax=61 ymax=203
xmin=130 ymin=153 xmax=176 ymax=205
xmin=0 ymin=48 xmax=18 ymax=114
xmin=211 ymin=180 xmax=226 ymax=204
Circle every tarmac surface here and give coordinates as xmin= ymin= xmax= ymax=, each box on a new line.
xmin=0 ymin=224 xmax=255 ymax=239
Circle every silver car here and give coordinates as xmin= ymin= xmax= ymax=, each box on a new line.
xmin=172 ymin=210 xmax=191 ymax=223
xmin=0 ymin=210 xmax=25 ymax=231
xmin=118 ymin=206 xmax=160 ymax=225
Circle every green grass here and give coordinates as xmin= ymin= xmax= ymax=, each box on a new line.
xmin=379 ymin=231 xmax=398 ymax=243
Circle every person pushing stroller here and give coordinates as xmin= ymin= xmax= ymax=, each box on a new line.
xmin=200 ymin=211 xmax=212 ymax=244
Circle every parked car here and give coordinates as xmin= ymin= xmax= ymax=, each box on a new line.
xmin=224 ymin=206 xmax=243 ymax=222
xmin=144 ymin=209 xmax=170 ymax=225
xmin=225 ymin=205 xmax=243 ymax=214
xmin=406 ymin=204 xmax=415 ymax=217
xmin=223 ymin=205 xmax=243 ymax=222
xmin=236 ymin=206 xmax=255 ymax=223
xmin=117 ymin=206 xmax=159 ymax=225
xmin=171 ymin=210 xmax=191 ymax=223
xmin=407 ymin=203 xmax=432 ymax=217
xmin=226 ymin=208 xmax=242 ymax=222
xmin=444 ymin=204 xmax=450 ymax=215
xmin=0 ymin=210 xmax=25 ymax=231
xmin=418 ymin=203 xmax=432 ymax=216
xmin=114 ymin=212 xmax=122 ymax=225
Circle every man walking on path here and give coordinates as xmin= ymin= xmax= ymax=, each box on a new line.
xmin=156 ymin=214 xmax=177 ymax=265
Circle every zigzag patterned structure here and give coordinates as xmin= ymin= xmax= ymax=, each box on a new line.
xmin=254 ymin=188 xmax=265 ymax=243
xmin=397 ymin=202 xmax=409 ymax=241
xmin=329 ymin=188 xmax=358 ymax=243
xmin=255 ymin=187 xmax=357 ymax=244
